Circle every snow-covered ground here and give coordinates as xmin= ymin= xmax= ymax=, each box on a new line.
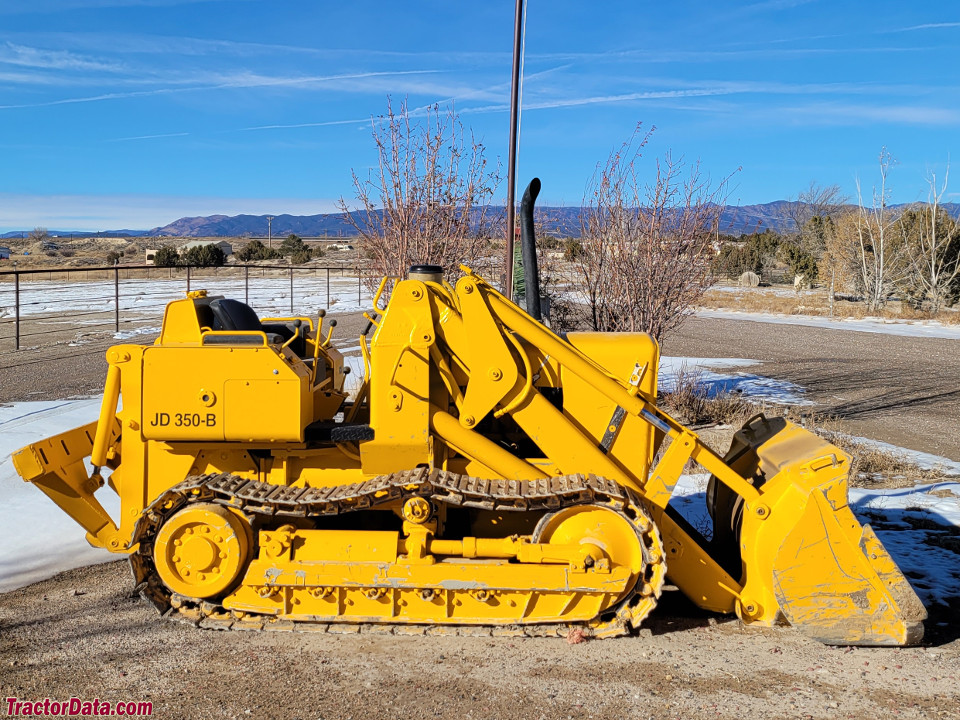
xmin=0 ymin=273 xmax=375 ymax=321
xmin=0 ymin=398 xmax=119 ymax=593
xmin=697 ymin=308 xmax=960 ymax=340
xmin=659 ymin=356 xmax=809 ymax=405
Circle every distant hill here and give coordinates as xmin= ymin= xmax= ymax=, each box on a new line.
xmin=147 ymin=213 xmax=360 ymax=238
xmin=6 ymin=201 xmax=960 ymax=239
xmin=145 ymin=203 xmax=837 ymax=238
xmin=0 ymin=230 xmax=148 ymax=240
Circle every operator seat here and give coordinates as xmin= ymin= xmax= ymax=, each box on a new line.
xmin=206 ymin=298 xmax=308 ymax=357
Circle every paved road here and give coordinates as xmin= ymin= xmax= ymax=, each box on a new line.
xmin=664 ymin=315 xmax=960 ymax=460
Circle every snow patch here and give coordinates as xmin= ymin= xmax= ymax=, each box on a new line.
xmin=659 ymin=355 xmax=809 ymax=405
xmin=0 ymin=274 xmax=375 ymax=321
xmin=0 ymin=398 xmax=118 ymax=593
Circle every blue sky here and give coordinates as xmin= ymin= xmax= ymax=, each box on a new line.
xmin=0 ymin=0 xmax=958 ymax=231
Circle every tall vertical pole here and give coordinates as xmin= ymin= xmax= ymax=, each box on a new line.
xmin=504 ymin=0 xmax=526 ymax=300
xmin=114 ymin=264 xmax=120 ymax=332
xmin=186 ymin=265 xmax=191 ymax=294
xmin=267 ymin=216 xmax=274 ymax=249
xmin=289 ymin=266 xmax=294 ymax=314
xmin=245 ymin=265 xmax=250 ymax=305
xmin=14 ymin=268 xmax=20 ymax=351
xmin=326 ymin=267 xmax=331 ymax=308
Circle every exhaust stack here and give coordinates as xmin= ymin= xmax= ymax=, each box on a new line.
xmin=519 ymin=177 xmax=542 ymax=321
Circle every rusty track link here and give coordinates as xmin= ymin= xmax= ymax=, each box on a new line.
xmin=129 ymin=469 xmax=666 ymax=638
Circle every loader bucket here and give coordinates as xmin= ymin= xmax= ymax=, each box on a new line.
xmin=711 ymin=415 xmax=926 ymax=646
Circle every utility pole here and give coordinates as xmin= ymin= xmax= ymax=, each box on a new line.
xmin=504 ymin=0 xmax=526 ymax=300
xmin=267 ymin=216 xmax=274 ymax=249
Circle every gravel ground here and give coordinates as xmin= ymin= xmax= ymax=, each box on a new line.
xmin=1 ymin=562 xmax=957 ymax=720
xmin=2 ymin=308 xmax=959 ymax=719
xmin=664 ymin=315 xmax=960 ymax=460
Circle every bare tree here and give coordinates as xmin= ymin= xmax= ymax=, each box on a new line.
xmin=787 ymin=182 xmax=846 ymax=256
xmin=851 ymin=148 xmax=908 ymax=313
xmin=575 ymin=125 xmax=734 ymax=340
xmin=338 ymin=98 xmax=502 ymax=287
xmin=901 ymin=165 xmax=960 ymax=314
xmin=788 ymin=183 xmax=845 ymax=230
xmin=28 ymin=227 xmax=50 ymax=244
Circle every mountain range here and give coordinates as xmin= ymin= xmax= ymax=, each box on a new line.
xmin=4 ymin=201 xmax=960 ymax=240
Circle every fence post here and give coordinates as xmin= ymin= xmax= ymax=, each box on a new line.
xmin=114 ymin=265 xmax=120 ymax=332
xmin=245 ymin=265 xmax=249 ymax=305
xmin=14 ymin=269 xmax=20 ymax=351
xmin=326 ymin=268 xmax=330 ymax=308
xmin=289 ymin=266 xmax=294 ymax=314
xmin=186 ymin=265 xmax=191 ymax=294
xmin=357 ymin=271 xmax=361 ymax=306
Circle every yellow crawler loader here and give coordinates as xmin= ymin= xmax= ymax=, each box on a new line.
xmin=12 ymin=182 xmax=925 ymax=644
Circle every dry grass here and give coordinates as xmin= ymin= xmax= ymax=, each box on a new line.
xmin=659 ymin=369 xmax=950 ymax=488
xmin=659 ymin=365 xmax=757 ymax=427
xmin=701 ymin=284 xmax=960 ymax=325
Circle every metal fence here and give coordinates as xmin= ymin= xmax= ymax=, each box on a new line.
xmin=0 ymin=263 xmax=366 ymax=368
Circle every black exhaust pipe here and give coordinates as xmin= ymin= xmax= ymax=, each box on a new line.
xmin=519 ymin=177 xmax=542 ymax=321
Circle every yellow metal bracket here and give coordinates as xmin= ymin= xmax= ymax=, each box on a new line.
xmin=455 ymin=276 xmax=519 ymax=428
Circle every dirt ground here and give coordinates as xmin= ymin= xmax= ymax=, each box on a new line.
xmin=2 ymin=309 xmax=960 ymax=719
xmin=662 ymin=315 xmax=960 ymax=460
xmin=1 ymin=562 xmax=957 ymax=720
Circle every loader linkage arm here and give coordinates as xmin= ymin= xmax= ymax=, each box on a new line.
xmin=412 ymin=268 xmax=927 ymax=646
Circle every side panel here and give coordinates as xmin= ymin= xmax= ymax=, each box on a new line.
xmin=141 ymin=346 xmax=311 ymax=443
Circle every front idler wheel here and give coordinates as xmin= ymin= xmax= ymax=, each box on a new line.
xmin=153 ymin=503 xmax=252 ymax=599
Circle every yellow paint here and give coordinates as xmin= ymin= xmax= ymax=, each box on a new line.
xmin=10 ymin=272 xmax=926 ymax=644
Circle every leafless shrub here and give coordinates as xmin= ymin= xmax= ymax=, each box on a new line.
xmin=338 ymin=98 xmax=502 ymax=288
xmin=574 ymin=124 xmax=736 ymax=340
xmin=659 ymin=365 xmax=753 ymax=426
xmin=28 ymin=226 xmax=50 ymax=244
xmin=822 ymin=149 xmax=910 ymax=313
xmin=660 ymin=369 xmax=947 ymax=488
xmin=898 ymin=165 xmax=960 ymax=314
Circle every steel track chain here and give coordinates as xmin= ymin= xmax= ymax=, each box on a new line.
xmin=129 ymin=468 xmax=666 ymax=639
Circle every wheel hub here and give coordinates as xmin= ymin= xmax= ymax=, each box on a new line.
xmin=154 ymin=503 xmax=251 ymax=599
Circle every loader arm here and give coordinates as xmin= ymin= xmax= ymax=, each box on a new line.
xmin=400 ymin=267 xmax=926 ymax=645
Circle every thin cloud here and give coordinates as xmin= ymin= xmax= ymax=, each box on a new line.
xmin=9 ymin=30 xmax=509 ymax=66
xmin=739 ymin=0 xmax=819 ymax=12
xmin=243 ymin=118 xmax=369 ymax=132
xmin=237 ymin=77 xmax=960 ymax=133
xmin=0 ymin=42 xmax=122 ymax=72
xmin=0 ymin=69 xmax=442 ymax=109
xmin=891 ymin=22 xmax=960 ymax=33
xmin=0 ymin=0 xmax=256 ymax=14
xmin=782 ymin=103 xmax=960 ymax=126
xmin=107 ymin=131 xmax=190 ymax=142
